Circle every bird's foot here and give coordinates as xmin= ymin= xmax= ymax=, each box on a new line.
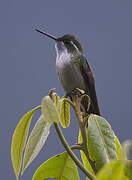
xmin=71 ymin=88 xmax=85 ymax=97
xmin=81 ymin=111 xmax=88 ymax=117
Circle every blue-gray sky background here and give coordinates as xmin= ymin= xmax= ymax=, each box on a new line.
xmin=0 ymin=0 xmax=132 ymax=179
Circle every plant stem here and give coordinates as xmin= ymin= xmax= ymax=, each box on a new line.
xmin=73 ymin=96 xmax=97 ymax=173
xmin=54 ymin=122 xmax=96 ymax=180
xmin=71 ymin=144 xmax=84 ymax=151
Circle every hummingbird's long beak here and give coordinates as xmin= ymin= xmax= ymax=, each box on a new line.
xmin=35 ymin=29 xmax=58 ymax=41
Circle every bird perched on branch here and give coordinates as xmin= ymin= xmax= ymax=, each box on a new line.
xmin=36 ymin=29 xmax=100 ymax=115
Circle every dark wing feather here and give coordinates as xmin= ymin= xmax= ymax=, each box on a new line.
xmin=79 ymin=56 xmax=100 ymax=115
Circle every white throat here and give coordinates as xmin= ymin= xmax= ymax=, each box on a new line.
xmin=55 ymin=43 xmax=72 ymax=64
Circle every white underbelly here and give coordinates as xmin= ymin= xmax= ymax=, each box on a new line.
xmin=56 ymin=55 xmax=86 ymax=93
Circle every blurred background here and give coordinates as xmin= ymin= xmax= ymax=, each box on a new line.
xmin=0 ymin=0 xmax=132 ymax=179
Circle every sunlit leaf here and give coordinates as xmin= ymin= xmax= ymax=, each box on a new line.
xmin=11 ymin=106 xmax=41 ymax=179
xmin=115 ymin=136 xmax=126 ymax=160
xmin=78 ymin=131 xmax=95 ymax=175
xmin=41 ymin=95 xmax=59 ymax=124
xmin=32 ymin=152 xmax=80 ymax=180
xmin=22 ymin=115 xmax=50 ymax=174
xmin=123 ymin=141 xmax=132 ymax=179
xmin=96 ymin=161 xmax=128 ymax=180
xmin=87 ymin=114 xmax=117 ymax=171
xmin=124 ymin=160 xmax=132 ymax=179
xmin=60 ymin=98 xmax=70 ymax=128
xmin=53 ymin=93 xmax=61 ymax=110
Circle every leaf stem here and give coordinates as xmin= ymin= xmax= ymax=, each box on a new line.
xmin=54 ymin=122 xmax=96 ymax=180
xmin=33 ymin=105 xmax=41 ymax=112
xmin=71 ymin=144 xmax=84 ymax=151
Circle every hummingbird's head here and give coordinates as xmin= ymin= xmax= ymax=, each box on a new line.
xmin=35 ymin=29 xmax=83 ymax=55
xmin=57 ymin=34 xmax=83 ymax=54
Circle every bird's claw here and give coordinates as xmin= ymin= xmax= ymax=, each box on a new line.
xmin=71 ymin=88 xmax=85 ymax=97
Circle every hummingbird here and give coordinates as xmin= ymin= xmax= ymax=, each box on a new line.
xmin=36 ymin=29 xmax=100 ymax=115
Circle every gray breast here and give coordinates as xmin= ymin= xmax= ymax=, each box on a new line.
xmin=56 ymin=53 xmax=86 ymax=94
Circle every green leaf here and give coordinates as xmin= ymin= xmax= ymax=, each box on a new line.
xmin=124 ymin=160 xmax=132 ymax=179
xmin=87 ymin=114 xmax=117 ymax=171
xmin=96 ymin=161 xmax=128 ymax=180
xmin=11 ymin=106 xmax=41 ymax=180
xmin=41 ymin=95 xmax=59 ymax=124
xmin=22 ymin=115 xmax=50 ymax=174
xmin=53 ymin=93 xmax=61 ymax=109
xmin=115 ymin=136 xmax=126 ymax=160
xmin=78 ymin=131 xmax=95 ymax=175
xmin=32 ymin=152 xmax=80 ymax=180
xmin=60 ymin=98 xmax=70 ymax=128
